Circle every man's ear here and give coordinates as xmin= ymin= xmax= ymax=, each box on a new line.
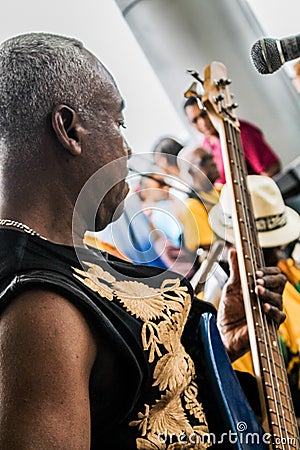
xmin=52 ymin=105 xmax=86 ymax=156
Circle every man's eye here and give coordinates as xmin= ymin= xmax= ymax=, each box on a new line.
xmin=117 ymin=120 xmax=126 ymax=129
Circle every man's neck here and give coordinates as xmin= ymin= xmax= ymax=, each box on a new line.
xmin=0 ymin=193 xmax=85 ymax=247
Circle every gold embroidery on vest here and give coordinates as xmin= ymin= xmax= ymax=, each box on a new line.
xmin=73 ymin=263 xmax=210 ymax=449
xmin=73 ymin=262 xmax=115 ymax=300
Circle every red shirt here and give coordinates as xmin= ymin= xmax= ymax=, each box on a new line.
xmin=202 ymin=119 xmax=280 ymax=184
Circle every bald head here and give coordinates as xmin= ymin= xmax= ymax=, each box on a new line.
xmin=0 ymin=33 xmax=114 ymax=160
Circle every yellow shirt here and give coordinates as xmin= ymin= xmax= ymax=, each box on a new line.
xmin=178 ymin=188 xmax=220 ymax=253
xmin=83 ymin=234 xmax=131 ymax=262
xmin=232 ymin=280 xmax=300 ymax=376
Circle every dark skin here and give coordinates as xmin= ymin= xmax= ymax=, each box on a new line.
xmin=0 ymin=291 xmax=96 ymax=448
xmin=218 ymin=248 xmax=286 ymax=361
xmin=0 ymin=53 xmax=285 ymax=448
xmin=0 ymin=55 xmax=130 ymax=448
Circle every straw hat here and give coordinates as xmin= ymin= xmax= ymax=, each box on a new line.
xmin=209 ymin=175 xmax=300 ymax=248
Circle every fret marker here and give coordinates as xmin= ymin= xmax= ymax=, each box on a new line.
xmin=273 ymin=340 xmax=277 ymax=347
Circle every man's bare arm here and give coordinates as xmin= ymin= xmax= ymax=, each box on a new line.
xmin=0 ymin=289 xmax=97 ymax=449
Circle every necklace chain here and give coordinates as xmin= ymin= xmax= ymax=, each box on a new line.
xmin=0 ymin=219 xmax=41 ymax=237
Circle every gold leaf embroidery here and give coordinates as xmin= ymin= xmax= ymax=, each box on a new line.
xmin=80 ymin=261 xmax=116 ymax=283
xmin=136 ymin=437 xmax=165 ymax=449
xmin=148 ymin=391 xmax=192 ymax=436
xmin=184 ymin=382 xmax=207 ymax=423
xmin=72 ymin=262 xmax=209 ymax=448
xmin=157 ymin=318 xmax=180 ymax=354
xmin=160 ymin=278 xmax=189 ymax=301
xmin=142 ymin=322 xmax=163 ymax=363
xmin=72 ymin=263 xmax=116 ymax=300
xmin=167 ymin=429 xmax=211 ymax=450
xmin=153 ymin=351 xmax=193 ymax=392
xmin=113 ymin=280 xmax=168 ymax=322
xmin=128 ymin=277 xmax=210 ymax=448
xmin=129 ymin=404 xmax=150 ymax=436
xmin=73 ymin=271 xmax=114 ymax=301
xmin=191 ymin=426 xmax=212 ymax=449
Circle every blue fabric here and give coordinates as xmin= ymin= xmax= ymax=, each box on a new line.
xmin=151 ymin=199 xmax=183 ymax=248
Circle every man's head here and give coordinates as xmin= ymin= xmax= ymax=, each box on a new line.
xmin=186 ymin=147 xmax=220 ymax=187
xmin=0 ymin=33 xmax=130 ymax=232
xmin=138 ymin=174 xmax=169 ymax=205
xmin=0 ymin=33 xmax=111 ymax=156
xmin=152 ymin=137 xmax=183 ymax=176
xmin=184 ymin=96 xmax=218 ymax=138
xmin=177 ymin=146 xmax=220 ymax=192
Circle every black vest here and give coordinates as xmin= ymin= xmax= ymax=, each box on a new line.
xmin=0 ymin=230 xmax=220 ymax=449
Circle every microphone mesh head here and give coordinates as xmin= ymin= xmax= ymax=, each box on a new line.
xmin=250 ymin=38 xmax=282 ymax=74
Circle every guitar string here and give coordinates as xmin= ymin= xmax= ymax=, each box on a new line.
xmin=232 ymin=125 xmax=291 ymax=447
xmin=225 ymin=121 xmax=290 ymax=446
xmin=225 ymin=121 xmax=279 ymax=423
xmin=228 ymin=122 xmax=290 ymax=446
xmin=234 ymin=126 xmax=298 ymax=443
xmin=229 ymin=123 xmax=283 ymax=425
xmin=227 ymin=121 xmax=296 ymax=446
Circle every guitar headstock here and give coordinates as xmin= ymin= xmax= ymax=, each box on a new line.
xmin=186 ymin=62 xmax=239 ymax=133
xmin=202 ymin=62 xmax=239 ymax=132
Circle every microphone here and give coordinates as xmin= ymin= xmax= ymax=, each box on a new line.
xmin=250 ymin=34 xmax=300 ymax=74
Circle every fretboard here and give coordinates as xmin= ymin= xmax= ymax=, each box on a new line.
xmin=221 ymin=117 xmax=298 ymax=448
xmin=201 ymin=61 xmax=299 ymax=449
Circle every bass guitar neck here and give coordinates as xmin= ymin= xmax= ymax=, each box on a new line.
xmin=198 ymin=61 xmax=298 ymax=448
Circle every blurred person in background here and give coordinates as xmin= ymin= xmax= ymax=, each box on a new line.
xmin=138 ymin=173 xmax=195 ymax=277
xmin=184 ymin=96 xmax=281 ymax=184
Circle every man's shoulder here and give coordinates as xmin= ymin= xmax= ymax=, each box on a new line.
xmin=0 ymin=288 xmax=96 ymax=448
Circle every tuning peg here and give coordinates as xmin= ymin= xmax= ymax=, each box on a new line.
xmin=213 ymin=93 xmax=224 ymax=103
xmin=228 ymin=102 xmax=239 ymax=110
xmin=186 ymin=69 xmax=204 ymax=84
xmin=184 ymin=81 xmax=200 ymax=99
xmin=186 ymin=69 xmax=198 ymax=76
xmin=214 ymin=78 xmax=232 ymax=87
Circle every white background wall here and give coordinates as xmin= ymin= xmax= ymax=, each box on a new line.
xmin=0 ymin=0 xmax=189 ymax=156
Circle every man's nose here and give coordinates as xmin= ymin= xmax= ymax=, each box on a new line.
xmin=123 ymin=137 xmax=132 ymax=159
